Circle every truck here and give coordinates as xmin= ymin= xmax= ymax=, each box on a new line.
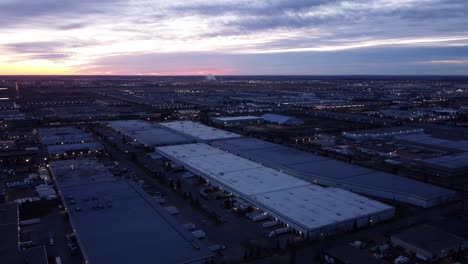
xmin=251 ymin=213 xmax=269 ymax=222
xmin=183 ymin=222 xmax=196 ymax=230
xmin=191 ymin=230 xmax=206 ymax=239
xmin=208 ymin=244 xmax=226 ymax=252
xmin=262 ymin=220 xmax=280 ymax=228
xmin=164 ymin=206 xmax=179 ymax=215
xmin=268 ymin=227 xmax=291 ymax=238
xmin=20 ymin=218 xmax=41 ymax=226
xmin=246 ymin=212 xmax=268 ymax=221
xmin=49 ymin=232 xmax=55 ymax=246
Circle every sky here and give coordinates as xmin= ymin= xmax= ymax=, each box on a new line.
xmin=0 ymin=0 xmax=467 ymax=75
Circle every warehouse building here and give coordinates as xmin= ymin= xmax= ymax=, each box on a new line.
xmin=261 ymin=113 xmax=303 ymax=125
xmin=210 ymin=115 xmax=263 ymax=126
xmin=212 ymin=137 xmax=457 ymax=208
xmin=50 ymin=159 xmax=212 ymax=264
xmin=47 ymin=142 xmax=104 ymax=157
xmin=37 ymin=127 xmax=104 ymax=158
xmin=394 ymin=134 xmax=468 ymax=153
xmin=416 ymin=152 xmax=468 ymax=177
xmin=391 ymin=225 xmax=467 ymax=261
xmin=395 ymin=134 xmax=468 ymax=177
xmin=38 ymin=127 xmax=94 ymax=146
xmin=342 ymin=127 xmax=424 ymax=140
xmin=156 ymin=143 xmax=394 ymax=240
xmin=159 ymin=121 xmax=242 ymax=141
xmin=108 ymin=120 xmax=194 ymax=147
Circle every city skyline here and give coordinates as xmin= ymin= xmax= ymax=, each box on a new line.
xmin=1 ymin=0 xmax=467 ymax=75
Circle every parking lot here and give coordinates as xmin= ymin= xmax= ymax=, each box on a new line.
xmin=20 ymin=207 xmax=84 ymax=264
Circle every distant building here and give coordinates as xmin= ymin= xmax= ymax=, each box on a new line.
xmin=211 ymin=115 xmax=263 ymax=126
xmin=0 ymin=102 xmax=16 ymax=110
xmin=37 ymin=127 xmax=104 ymax=158
xmin=160 ymin=120 xmax=242 ymax=141
xmin=322 ymin=244 xmax=384 ymax=264
xmin=0 ymin=86 xmax=14 ymax=101
xmin=416 ymin=152 xmax=468 ymax=178
xmin=343 ymin=127 xmax=424 ymax=140
xmin=109 ymin=120 xmax=195 ymax=147
xmin=261 ymin=113 xmax=302 ymax=125
xmin=391 ymin=225 xmax=467 ymax=262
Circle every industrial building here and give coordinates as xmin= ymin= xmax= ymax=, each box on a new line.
xmin=391 ymin=225 xmax=467 ymax=261
xmin=416 ymin=152 xmax=468 ymax=177
xmin=37 ymin=127 xmax=104 ymax=158
xmin=156 ymin=143 xmax=395 ymax=240
xmin=212 ymin=137 xmax=457 ymax=208
xmin=210 ymin=115 xmax=263 ymax=126
xmin=37 ymin=127 xmax=94 ymax=146
xmin=322 ymin=243 xmax=384 ymax=264
xmin=261 ymin=113 xmax=303 ymax=125
xmin=50 ymin=159 xmax=212 ymax=264
xmin=394 ymin=134 xmax=468 ymax=177
xmin=394 ymin=134 xmax=468 ymax=153
xmin=160 ymin=121 xmax=242 ymax=141
xmin=108 ymin=120 xmax=194 ymax=147
xmin=342 ymin=127 xmax=424 ymax=140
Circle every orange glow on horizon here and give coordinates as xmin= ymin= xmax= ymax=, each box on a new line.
xmin=0 ymin=62 xmax=73 ymax=75
xmin=77 ymin=67 xmax=238 ymax=76
xmin=0 ymin=62 xmax=236 ymax=76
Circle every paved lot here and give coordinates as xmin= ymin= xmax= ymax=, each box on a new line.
xmin=20 ymin=208 xmax=83 ymax=264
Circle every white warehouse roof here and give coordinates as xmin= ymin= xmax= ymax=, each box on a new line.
xmin=252 ymin=185 xmax=393 ymax=231
xmin=156 ymin=143 xmax=309 ymax=196
xmin=156 ymin=143 xmax=394 ymax=234
xmin=159 ymin=121 xmax=242 ymax=141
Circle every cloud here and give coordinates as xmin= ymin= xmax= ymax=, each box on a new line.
xmin=0 ymin=0 xmax=467 ymax=74
xmin=1 ymin=40 xmax=95 ymax=62
xmin=80 ymin=46 xmax=468 ymax=75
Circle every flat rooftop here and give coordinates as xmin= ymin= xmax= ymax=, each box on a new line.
xmin=392 ymin=225 xmax=467 ymax=254
xmin=211 ymin=116 xmax=262 ymax=122
xmin=51 ymin=160 xmax=211 ymax=264
xmin=252 ymin=186 xmax=393 ymax=231
xmin=156 ymin=143 xmax=393 ymax=232
xmin=212 ymin=138 xmax=455 ymax=204
xmin=159 ymin=121 xmax=242 ymax=141
xmin=157 ymin=143 xmax=310 ymax=196
xmin=41 ymin=133 xmax=93 ymax=146
xmin=37 ymin=127 xmax=84 ymax=137
xmin=395 ymin=134 xmax=468 ymax=152
xmin=418 ymin=152 xmax=468 ymax=170
xmin=47 ymin=142 xmax=103 ymax=155
xmin=109 ymin=120 xmax=194 ymax=146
